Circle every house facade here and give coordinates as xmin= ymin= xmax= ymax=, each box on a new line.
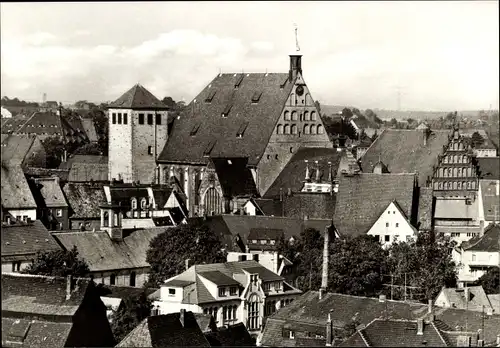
xmin=30 ymin=176 xmax=69 ymax=230
xmin=151 ymin=260 xmax=302 ymax=337
xmin=1 ymin=163 xmax=37 ymax=222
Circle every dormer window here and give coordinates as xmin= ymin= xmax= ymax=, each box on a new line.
xmin=236 ymin=122 xmax=248 ymax=138
xmin=251 ymin=91 xmax=262 ymax=103
xmin=230 ymin=286 xmax=238 ymax=296
xmin=219 ymin=287 xmax=226 ymax=297
xmin=141 ymin=198 xmax=147 ymax=209
xmin=190 ymin=123 xmax=201 ymax=136
xmin=222 ymin=104 xmax=232 ymax=118
xmin=131 ymin=198 xmax=137 ymax=210
xmin=205 ymin=90 xmax=216 ymax=103
xmin=234 ymin=74 xmax=244 ymax=88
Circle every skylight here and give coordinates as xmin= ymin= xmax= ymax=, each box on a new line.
xmin=236 ymin=122 xmax=249 ymax=138
xmin=234 ymin=74 xmax=244 ymax=88
xmin=222 ymin=105 xmax=232 ymax=118
xmin=205 ymin=90 xmax=216 ymax=103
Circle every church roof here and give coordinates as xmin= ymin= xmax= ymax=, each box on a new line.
xmin=108 ymin=84 xmax=168 ymax=110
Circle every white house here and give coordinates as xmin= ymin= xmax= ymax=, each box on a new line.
xmin=150 ymin=260 xmax=302 ymax=337
xmin=434 ymin=285 xmax=496 ymax=314
xmin=367 ymin=200 xmax=418 ymax=247
xmin=452 ymin=224 xmax=500 ymax=286
xmin=478 ymin=180 xmax=500 ymax=227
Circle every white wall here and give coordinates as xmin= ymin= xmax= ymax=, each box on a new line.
xmin=434 ymin=290 xmax=450 ymax=308
xmin=473 ymin=149 xmax=497 ymax=158
xmin=367 ymin=202 xmax=417 ymax=247
xmin=454 ymin=249 xmax=499 ymax=283
xmin=227 ymin=252 xmax=280 ymax=274
xmin=2 ymin=260 xmax=31 ymax=273
xmin=244 ymin=201 xmax=258 ymax=216
xmin=91 ymin=267 xmax=149 ymax=288
xmin=7 ymin=209 xmax=37 ymax=222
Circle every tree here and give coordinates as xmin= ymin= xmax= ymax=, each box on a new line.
xmin=471 ymin=131 xmax=484 ymax=148
xmin=23 ymin=245 xmax=90 ymax=277
xmin=73 ymin=142 xmax=104 ymax=156
xmin=110 ymin=291 xmax=152 ymax=344
xmin=315 ymin=100 xmax=321 ymax=114
xmin=474 ymin=268 xmax=499 ymax=294
xmin=145 ymin=221 xmax=227 ymax=287
xmin=41 ymin=137 xmax=67 ymax=168
xmin=341 ymin=107 xmax=353 ymax=119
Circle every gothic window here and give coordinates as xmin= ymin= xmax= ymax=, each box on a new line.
xmin=303 ymin=124 xmax=309 ymax=134
xmin=284 ymin=111 xmax=290 ymax=121
xmin=304 ymin=111 xmax=310 ymax=121
xmin=453 ymin=181 xmax=458 ymax=190
xmin=457 ymin=168 xmax=462 ymax=177
xmin=453 ymin=155 xmax=458 ymax=163
xmin=204 ymin=187 xmax=222 ymax=215
xmin=277 ymin=124 xmax=283 ymax=134
xmin=457 ymin=182 xmax=462 ymax=190
xmin=311 ymin=111 xmax=317 ymax=121
xmin=248 ymin=294 xmax=260 ymax=330
xmin=317 ymin=124 xmax=324 ymax=134
xmin=291 ymin=111 xmax=298 ymax=121
xmin=438 ymin=182 xmax=443 ymax=190
xmin=141 ymin=198 xmax=147 ymax=209
xmin=291 ymin=124 xmax=298 ymax=134
xmin=284 ymin=125 xmax=290 ymax=134
xmin=131 ymin=198 xmax=137 ymax=210
xmin=310 ymin=125 xmax=316 ymax=134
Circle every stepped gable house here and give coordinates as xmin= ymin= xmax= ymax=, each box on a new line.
xmin=156 ymin=53 xmax=332 ymax=216
xmin=107 ymin=84 xmax=169 ymax=184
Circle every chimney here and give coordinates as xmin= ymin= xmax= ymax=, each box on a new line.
xmin=179 ymin=309 xmax=186 ymax=327
xmin=315 ymin=161 xmax=321 ymax=182
xmin=185 ymin=259 xmax=191 ymax=271
xmin=477 ymin=339 xmax=484 ymax=347
xmin=428 ymin=299 xmax=435 ymax=322
xmin=417 ymin=319 xmax=424 ymax=336
xmin=321 ymin=223 xmax=330 ymax=292
xmin=66 ymin=275 xmax=73 ymax=300
xmin=319 ymin=288 xmax=324 ymax=300
xmin=496 ymin=335 xmax=500 ymax=346
xmin=326 ymin=312 xmax=333 ymax=347
xmin=305 ymin=160 xmax=310 ymax=181
xmin=289 ymin=54 xmax=302 ymax=82
xmin=328 ymin=161 xmax=333 ymax=183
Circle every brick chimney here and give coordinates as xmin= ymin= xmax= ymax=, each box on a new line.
xmin=417 ymin=318 xmax=424 ymax=336
xmin=320 ymin=222 xmax=330 ymax=294
xmin=185 ymin=259 xmax=191 ymax=271
xmin=179 ymin=309 xmax=186 ymax=327
xmin=428 ymin=299 xmax=435 ymax=322
xmin=66 ymin=275 xmax=73 ymax=300
xmin=326 ymin=312 xmax=333 ymax=346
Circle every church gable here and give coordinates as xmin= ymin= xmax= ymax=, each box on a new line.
xmin=367 ymin=200 xmax=417 ymax=245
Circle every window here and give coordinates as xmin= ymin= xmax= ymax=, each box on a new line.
xmin=304 ymin=124 xmax=310 ymax=134
xmin=236 ymin=122 xmax=249 ymax=138
xmin=284 ymin=124 xmax=290 ymax=134
xmin=317 ymin=124 xmax=324 ymax=134
xmin=270 ymin=240 xmax=276 ymax=245
xmin=56 ymin=209 xmax=63 ymax=217
xmin=123 ymin=113 xmax=128 ymax=124
xmin=219 ymin=287 xmax=226 ymax=297
xmin=311 ymin=111 xmax=317 ymax=121
xmin=141 ymin=198 xmax=147 ymax=209
xmin=277 ymin=124 xmax=284 ymax=134
xmin=388 ymin=211 xmax=390 ymax=214
xmin=260 ymin=240 xmax=267 ymax=244
xmin=291 ymin=111 xmax=298 ymax=121
xmin=110 ymin=274 xmax=116 ymax=285
xmin=304 ymin=111 xmax=310 ymax=121
xmin=139 ymin=114 xmax=145 ymax=124
xmin=472 ymin=254 xmax=476 ymax=261
xmin=263 ymin=282 xmax=271 ymax=291
xmin=206 ymin=90 xmax=216 ymax=103
xmin=406 ymin=235 xmax=412 ymax=242
xmin=112 ymin=113 xmax=116 ymax=124
xmin=12 ymin=261 xmax=21 ymax=272
xmin=385 ymin=235 xmax=390 ymax=242
xmin=156 ymin=113 xmax=161 ymax=125
xmin=284 ymin=111 xmax=290 ymax=121
xmin=103 ymin=211 xmax=109 ymax=227
xmin=168 ymin=288 xmax=176 ymax=295
xmin=131 ymin=198 xmax=137 ymax=210
xmin=251 ymin=91 xmax=262 ymax=103
xmin=290 ymin=331 xmax=295 ymax=339
xmin=23 ymin=215 xmax=28 ymax=222
xmin=310 ymin=124 xmax=316 ymax=134
xmin=118 ymin=113 xmax=122 ymax=124
xmin=148 ymin=146 xmax=153 ymax=155
xmin=394 ymin=235 xmax=399 ymax=241
xmin=222 ymin=104 xmax=232 ymax=117
xmin=395 ymin=223 xmax=399 ymax=227
xmin=147 ymin=114 xmax=153 ymax=125
xmin=129 ymin=272 xmax=136 ymax=287
xmin=291 ymin=124 xmax=298 ymax=134
xmin=230 ymin=287 xmax=238 ymax=296
xmin=393 ymin=211 xmax=395 ymax=214
xmin=252 ymin=239 xmax=258 ymax=244
xmin=275 ymin=281 xmax=282 ymax=291
xmin=248 ymin=294 xmax=260 ymax=330
xmin=386 ymin=222 xmax=389 ymax=227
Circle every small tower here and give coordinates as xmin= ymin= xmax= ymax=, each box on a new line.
xmin=107 ymin=84 xmax=169 ymax=183
xmin=100 ymin=201 xmax=125 ymax=241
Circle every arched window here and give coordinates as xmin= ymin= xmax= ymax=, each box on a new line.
xmin=204 ymin=187 xmax=222 ymax=215
xmin=291 ymin=111 xmax=298 ymax=121
xmin=438 ymin=182 xmax=443 ymax=190
xmin=463 ymin=155 xmax=467 ymax=163
xmin=467 ymin=181 xmax=471 ymax=189
xmin=453 ymin=181 xmax=458 ymax=190
xmin=248 ymin=294 xmax=260 ymax=330
xmin=304 ymin=111 xmax=310 ymax=121
xmin=434 ymin=182 xmax=438 ymax=190
xmin=131 ymin=198 xmax=137 ymax=210
xmin=305 ymin=93 xmax=311 ymax=105
xmin=457 ymin=181 xmax=462 ymax=190
xmin=284 ymin=125 xmax=290 ymax=134
xmin=303 ymin=124 xmax=309 ymax=134
xmin=103 ymin=211 xmax=109 ymax=227
xmin=311 ymin=111 xmax=317 ymax=121
xmin=453 ymin=155 xmax=458 ymax=163
xmin=317 ymin=124 xmax=324 ymax=134
xmin=457 ymin=168 xmax=462 ymax=177
xmin=289 ymin=93 xmax=295 ymax=106
xmin=310 ymin=125 xmax=316 ymax=134
xmin=471 ymin=181 xmax=476 ymax=189
xmin=291 ymin=124 xmax=298 ymax=134
xmin=448 ymin=168 xmax=452 ymax=177
xmin=141 ymin=198 xmax=147 ymax=209
xmin=462 ymin=181 xmax=466 ymax=189
xmin=284 ymin=111 xmax=290 ymax=121
xmin=277 ymin=124 xmax=283 ymax=134
xmin=130 ymin=271 xmax=136 ymax=287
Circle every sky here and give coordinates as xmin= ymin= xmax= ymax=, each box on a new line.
xmin=1 ymin=1 xmax=498 ymax=111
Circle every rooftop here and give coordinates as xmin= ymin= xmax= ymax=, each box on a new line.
xmin=477 ymin=157 xmax=500 ymax=180
xmin=33 ymin=177 xmax=68 ymax=208
xmin=462 ymin=223 xmax=500 ymax=252
xmin=1 ymin=133 xmax=38 ymax=166
xmin=211 ymin=157 xmax=258 ymax=197
xmin=62 ymin=182 xmax=106 ymax=219
xmin=1 ymin=163 xmax=37 ymax=209
xmin=108 ymin=84 xmax=168 ymax=110
xmin=2 ymin=317 xmax=73 ymax=348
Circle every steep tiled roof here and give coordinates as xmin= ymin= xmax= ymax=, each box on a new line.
xmin=339 ymin=319 xmax=448 ymax=347
xmin=17 ymin=112 xmax=64 ymax=137
xmin=437 ymin=286 xmax=492 ymax=312
xmin=116 ymin=312 xmax=210 ymax=347
xmin=33 ymin=177 xmax=68 ymax=207
xmin=109 ymin=185 xmax=149 ymax=208
xmin=24 ymin=167 xmax=69 ymax=182
xmin=60 ymin=155 xmax=108 ymax=182
xmin=98 ymin=285 xmax=158 ymax=299
xmin=360 ymin=129 xmax=450 ymax=185
xmin=157 ymin=73 xmax=294 ymax=166
xmin=462 ymin=224 xmax=500 ymax=252
xmin=264 ymin=147 xmax=342 ymax=198
xmin=283 ymin=193 xmax=336 ymax=219
xmin=248 ymin=228 xmax=283 ymax=241
xmin=81 ymin=117 xmax=99 ymax=142
xmin=1 ymin=163 xmax=37 ymax=209
xmin=477 ymin=157 xmax=500 ymax=179
xmin=205 ymin=323 xmax=255 ymax=346
xmin=2 ymin=317 xmax=72 ymax=348
xmin=333 ymin=173 xmax=416 ymax=236
xmin=52 ymin=228 xmax=167 ymax=272
xmin=250 ymin=198 xmax=283 ymax=216
xmin=1 ymin=134 xmax=37 ymax=165
xmin=62 ymin=182 xmax=106 ymax=218
xmin=212 ymin=157 xmax=258 ymax=197
xmin=108 ymin=84 xmax=168 ymax=110
xmin=479 ymin=180 xmax=499 ymax=221
xmin=198 ymin=271 xmax=240 ymax=286
xmin=1 ymin=116 xmax=31 ymax=134
xmin=1 ymin=273 xmax=91 ymax=317
xmin=1 ymin=220 xmax=61 ymax=260
xmin=417 ymin=187 xmax=434 ymax=231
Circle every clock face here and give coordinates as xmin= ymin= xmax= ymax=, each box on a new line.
xmin=296 ymin=85 xmax=304 ymax=96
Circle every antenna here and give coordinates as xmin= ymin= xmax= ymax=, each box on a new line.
xmin=294 ymin=23 xmax=300 ymax=52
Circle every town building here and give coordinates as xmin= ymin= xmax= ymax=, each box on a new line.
xmin=107 ymin=84 xmax=169 ymax=183
xmin=51 ymin=227 xmax=167 ymax=287
xmin=156 ymin=53 xmax=332 ymax=216
xmin=478 ymin=180 xmax=500 ymax=226
xmin=60 ymin=155 xmax=108 ymax=182
xmin=1 ymin=133 xmax=46 ymax=168
xmin=452 ymin=223 xmax=500 ymax=286
xmin=29 ymin=176 xmax=69 ymax=230
xmin=1 ymin=273 xmax=114 ymax=347
xmin=434 ymin=285 xmax=497 ymax=314
xmin=62 ymin=182 xmax=107 ymax=230
xmin=150 ymin=260 xmax=302 ymax=337
xmin=1 ymin=163 xmax=37 ymax=222
xmin=1 ymin=219 xmax=61 ymax=273
xmin=98 ymin=285 xmax=158 ymax=323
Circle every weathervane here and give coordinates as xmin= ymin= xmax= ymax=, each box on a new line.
xmin=294 ymin=23 xmax=300 ymax=52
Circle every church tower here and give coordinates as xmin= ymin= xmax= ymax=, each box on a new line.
xmin=107 ymin=84 xmax=169 ymax=183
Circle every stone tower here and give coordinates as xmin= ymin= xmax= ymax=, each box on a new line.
xmin=107 ymin=84 xmax=169 ymax=183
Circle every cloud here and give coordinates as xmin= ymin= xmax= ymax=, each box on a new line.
xmin=74 ymin=29 xmax=91 ymax=36
xmin=24 ymin=32 xmax=57 ymax=46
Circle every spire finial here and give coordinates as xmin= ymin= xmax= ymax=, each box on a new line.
xmin=294 ymin=23 xmax=300 ymax=52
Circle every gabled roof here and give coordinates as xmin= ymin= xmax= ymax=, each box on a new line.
xmin=1 ymin=163 xmax=37 ymax=209
xmin=81 ymin=117 xmax=99 ymax=142
xmin=1 ymin=134 xmax=37 ymax=165
xmin=436 ymin=286 xmax=492 ymax=312
xmin=248 ymin=228 xmax=284 ymax=241
xmin=108 ymin=84 xmax=168 ymax=110
xmin=477 ymin=157 xmax=500 ymax=179
xmin=0 ymin=116 xmax=30 ymax=134
xmin=462 ymin=223 xmax=500 ymax=252
xmin=52 ymin=228 xmax=167 ymax=272
xmin=205 ymin=323 xmax=255 ymax=347
xmin=1 ymin=273 xmax=91 ymax=318
xmin=116 ymin=312 xmax=211 ymax=347
xmin=2 ymin=317 xmax=72 ymax=348
xmin=62 ymin=182 xmax=106 ymax=219
xmin=282 ymin=192 xmax=336 ymax=219
xmin=108 ymin=185 xmax=149 ymax=208
xmin=198 ymin=271 xmax=240 ymax=286
xmin=339 ymin=319 xmax=448 ymax=347
xmin=417 ymin=187 xmax=434 ymax=231
xmin=248 ymin=198 xmax=283 ymax=216
xmin=333 ymin=173 xmax=416 ymax=236
xmin=32 ymin=177 xmax=68 ymax=207
xmin=360 ymin=129 xmax=451 ymax=185
xmin=264 ymin=147 xmax=342 ymax=198
xmin=211 ymin=157 xmax=258 ymax=197
xmin=17 ymin=112 xmax=64 ymax=137
xmin=1 ymin=220 xmax=61 ymax=260
xmin=24 ymin=167 xmax=70 ymax=182
xmin=157 ymin=73 xmax=294 ymax=166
